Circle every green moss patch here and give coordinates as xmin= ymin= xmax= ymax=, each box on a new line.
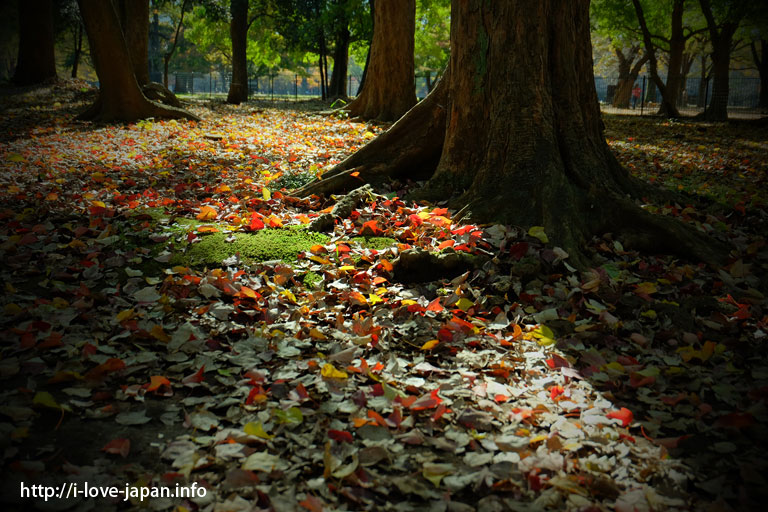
xmin=351 ymin=236 xmax=397 ymax=251
xmin=174 ymin=228 xmax=329 ymax=267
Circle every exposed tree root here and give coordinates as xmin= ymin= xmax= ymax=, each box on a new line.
xmin=308 ymin=185 xmax=373 ymax=232
xmin=392 ymin=248 xmax=489 ymax=283
xmin=77 ymin=94 xmax=200 ymax=122
xmin=142 ymin=82 xmax=183 ymax=108
xmin=294 ymin=73 xmax=448 ymax=198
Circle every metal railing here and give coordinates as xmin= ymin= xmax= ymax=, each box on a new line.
xmin=167 ymin=71 xmax=441 ymax=102
xmin=595 ymin=75 xmax=765 ymax=118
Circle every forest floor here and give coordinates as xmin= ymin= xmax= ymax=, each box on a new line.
xmin=1 ymin=80 xmax=767 ymax=512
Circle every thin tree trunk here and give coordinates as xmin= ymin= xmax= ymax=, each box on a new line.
xmin=71 ymin=20 xmax=83 ymax=79
xmin=356 ymin=0 xmax=374 ymax=95
xmin=631 ymin=0 xmax=681 ymax=117
xmin=162 ymin=0 xmax=190 ymax=88
xmin=227 ymin=0 xmax=248 ymax=104
xmin=12 ymin=0 xmax=57 ymax=85
xmin=751 ymin=39 xmax=767 ymax=111
xmin=328 ymin=25 xmax=350 ymax=99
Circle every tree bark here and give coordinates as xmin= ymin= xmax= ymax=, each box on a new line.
xmin=227 ymin=0 xmax=249 ymax=104
xmin=115 ymin=0 xmax=150 ymax=86
xmin=77 ymin=0 xmax=198 ymax=122
xmin=297 ymin=0 xmax=727 ymax=269
xmin=698 ymin=0 xmax=742 ymax=121
xmin=71 ymin=19 xmax=84 ymax=79
xmin=612 ymin=46 xmax=648 ymax=109
xmin=345 ymin=0 xmax=416 ymax=121
xmin=328 ymin=24 xmax=350 ymax=99
xmin=12 ymin=0 xmax=57 ymax=86
xmin=631 ymin=0 xmax=683 ymax=117
xmin=752 ymin=39 xmax=768 ymax=111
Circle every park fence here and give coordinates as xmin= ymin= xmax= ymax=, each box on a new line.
xmin=595 ymin=75 xmax=765 ymax=118
xmin=168 ymin=71 xmax=765 ymax=117
xmin=167 ymin=71 xmax=439 ymax=102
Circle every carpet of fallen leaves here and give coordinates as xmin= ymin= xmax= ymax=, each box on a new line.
xmin=1 ymin=81 xmax=767 ymax=511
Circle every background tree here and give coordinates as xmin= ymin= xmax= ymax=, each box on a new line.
xmin=12 ymin=0 xmax=58 ymax=85
xmin=298 ymin=0 xmax=725 ymax=268
xmin=630 ymin=0 xmax=706 ymax=116
xmin=345 ymin=0 xmax=416 ymax=121
xmin=697 ymin=0 xmax=746 ymax=120
xmin=77 ymin=0 xmax=197 ymax=121
xmin=227 ymin=0 xmax=249 ymax=103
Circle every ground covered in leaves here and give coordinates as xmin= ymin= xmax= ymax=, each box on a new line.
xmin=1 ymin=81 xmax=767 ymax=511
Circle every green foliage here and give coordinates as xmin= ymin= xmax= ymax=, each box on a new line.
xmin=414 ymin=0 xmax=450 ymax=74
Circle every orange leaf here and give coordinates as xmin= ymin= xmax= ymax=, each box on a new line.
xmin=421 ymin=339 xmax=439 ymax=350
xmin=147 ymin=375 xmax=171 ymax=392
xmin=240 ymin=286 xmax=259 ymax=299
xmin=196 ymin=205 xmax=217 ymax=221
xmin=606 ymin=407 xmax=633 ymax=427
xmin=101 ymin=438 xmax=130 ymax=458
xmin=437 ymin=240 xmax=455 ymax=250
xmin=426 ymin=297 xmax=444 ymax=312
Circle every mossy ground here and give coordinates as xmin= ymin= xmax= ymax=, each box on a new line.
xmin=350 ymin=236 xmax=397 ymax=251
xmin=173 ymin=228 xmax=329 ymax=267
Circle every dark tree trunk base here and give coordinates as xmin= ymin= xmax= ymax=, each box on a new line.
xmin=295 ymin=79 xmax=728 ymax=269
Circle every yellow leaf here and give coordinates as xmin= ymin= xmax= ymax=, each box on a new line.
xmin=455 ymin=298 xmax=474 ymax=312
xmin=529 ymin=434 xmax=548 ymax=445
xmin=528 ymin=226 xmax=549 ymax=243
xmin=422 ymin=463 xmax=454 ymax=487
xmin=8 ymin=153 xmax=25 ymax=163
xmin=368 ymin=294 xmax=383 ymax=305
xmin=150 ymin=324 xmax=171 ymax=342
xmin=604 ymin=361 xmax=626 ymax=374
xmin=92 ymin=200 xmax=106 ymax=208
xmin=362 ymin=131 xmax=375 ymax=139
xmin=33 ymin=391 xmax=60 ymax=410
xmin=115 ymin=308 xmax=135 ymax=322
xmin=421 ymin=339 xmax=439 ymax=350
xmin=531 ymin=325 xmax=555 ymax=346
xmin=262 ymin=188 xmax=271 ymax=201
xmin=635 ymin=282 xmax=657 ymax=295
xmin=4 ymin=303 xmax=23 ymax=315
xmin=243 ymin=421 xmax=275 ymax=439
xmin=321 ymin=363 xmax=348 ymax=379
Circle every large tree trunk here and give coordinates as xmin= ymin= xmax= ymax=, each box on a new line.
xmin=612 ymin=47 xmax=648 ymax=109
xmin=77 ymin=0 xmax=198 ymax=122
xmin=698 ymin=0 xmax=741 ymax=122
xmin=115 ymin=0 xmax=149 ymax=86
xmin=227 ymin=0 xmax=248 ymax=105
xmin=657 ymin=0 xmax=685 ymax=116
xmin=345 ymin=0 xmax=416 ymax=121
xmin=297 ymin=0 xmax=726 ymax=268
xmin=12 ymin=0 xmax=57 ymax=86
